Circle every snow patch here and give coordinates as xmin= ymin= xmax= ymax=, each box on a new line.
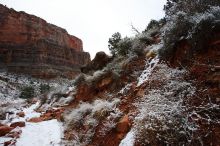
xmin=119 ymin=83 xmax=132 ymax=94
xmin=16 ymin=119 xmax=63 ymax=146
xmin=137 ymin=57 xmax=159 ymax=87
xmin=119 ymin=130 xmax=135 ymax=146
xmin=0 ymin=137 xmax=13 ymax=145
xmin=1 ymin=101 xmax=64 ymax=146
xmin=23 ymin=102 xmax=41 ymax=120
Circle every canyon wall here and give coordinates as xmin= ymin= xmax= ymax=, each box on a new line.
xmin=0 ymin=4 xmax=90 ymax=78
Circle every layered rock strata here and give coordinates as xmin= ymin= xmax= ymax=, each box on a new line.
xmin=0 ymin=4 xmax=90 ymax=78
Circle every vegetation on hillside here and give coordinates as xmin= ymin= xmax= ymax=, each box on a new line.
xmin=108 ymin=0 xmax=220 ymax=61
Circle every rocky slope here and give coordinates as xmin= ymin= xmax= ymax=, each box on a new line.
xmin=0 ymin=1 xmax=220 ymax=146
xmin=0 ymin=4 xmax=90 ymax=79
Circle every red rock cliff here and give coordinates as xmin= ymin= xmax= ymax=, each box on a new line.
xmin=0 ymin=4 xmax=90 ymax=78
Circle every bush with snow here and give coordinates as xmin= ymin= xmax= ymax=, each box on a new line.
xmin=164 ymin=0 xmax=220 ymax=16
xmin=160 ymin=0 xmax=220 ymax=60
xmin=39 ymin=84 xmax=50 ymax=94
xmin=188 ymin=6 xmax=220 ymax=52
xmin=133 ymin=63 xmax=220 ymax=145
xmin=134 ymin=64 xmax=195 ymax=145
xmin=19 ymin=86 xmax=35 ymax=99
xmin=108 ymin=21 xmax=163 ymax=57
xmin=63 ymin=98 xmax=121 ymax=145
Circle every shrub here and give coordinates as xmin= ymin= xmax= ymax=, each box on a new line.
xmin=159 ymin=12 xmax=193 ymax=60
xmin=108 ymin=18 xmax=167 ymax=57
xmin=146 ymin=19 xmax=160 ymax=31
xmin=0 ymin=109 xmax=6 ymax=120
xmin=189 ymin=7 xmax=220 ymax=53
xmin=144 ymin=18 xmax=165 ymax=34
xmin=117 ymin=37 xmax=132 ymax=56
xmin=39 ymin=83 xmax=50 ymax=94
xmin=108 ymin=32 xmax=133 ymax=56
xmin=138 ymin=34 xmax=154 ymax=45
xmin=73 ymin=74 xmax=86 ymax=86
xmin=19 ymin=86 xmax=35 ymax=99
xmin=159 ymin=6 xmax=220 ymax=60
xmin=131 ymin=41 xmax=145 ymax=56
xmin=63 ymin=98 xmax=121 ymax=145
xmin=108 ymin=32 xmax=122 ymax=56
xmin=134 ymin=64 xmax=197 ymax=145
xmin=164 ymin=0 xmax=220 ymax=16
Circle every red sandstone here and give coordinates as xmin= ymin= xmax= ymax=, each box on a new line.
xmin=0 ymin=4 xmax=90 ymax=78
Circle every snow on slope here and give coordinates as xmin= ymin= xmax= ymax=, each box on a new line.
xmin=16 ymin=102 xmax=63 ymax=146
xmin=0 ymin=101 xmax=63 ymax=146
xmin=119 ymin=130 xmax=135 ymax=146
xmin=137 ymin=43 xmax=162 ymax=87
xmin=16 ymin=119 xmax=63 ymax=146
xmin=137 ymin=56 xmax=159 ymax=87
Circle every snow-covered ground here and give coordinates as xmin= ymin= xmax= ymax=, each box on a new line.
xmin=119 ymin=130 xmax=135 ymax=146
xmin=137 ymin=56 xmax=159 ymax=87
xmin=16 ymin=119 xmax=63 ymax=146
xmin=0 ymin=101 xmax=63 ymax=146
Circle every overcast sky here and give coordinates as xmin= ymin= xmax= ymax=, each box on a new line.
xmin=0 ymin=0 xmax=166 ymax=58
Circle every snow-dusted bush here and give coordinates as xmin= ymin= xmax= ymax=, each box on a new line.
xmin=64 ymin=98 xmax=120 ymax=127
xmin=85 ymin=70 xmax=108 ymax=84
xmin=39 ymin=83 xmax=50 ymax=94
xmin=188 ymin=6 xmax=220 ymax=52
xmin=104 ymin=56 xmax=125 ymax=75
xmin=134 ymin=64 xmax=197 ymax=145
xmin=134 ymin=63 xmax=220 ymax=145
xmin=159 ymin=11 xmax=193 ymax=60
xmin=166 ymin=0 xmax=220 ymax=16
xmin=160 ymin=1 xmax=220 ymax=60
xmin=144 ymin=18 xmax=166 ymax=35
xmin=131 ymin=33 xmax=154 ymax=56
xmin=83 ymin=64 xmax=121 ymax=89
xmin=72 ymin=74 xmax=86 ymax=86
xmin=0 ymin=108 xmax=7 ymax=120
xmin=19 ymin=86 xmax=35 ymax=99
xmin=146 ymin=19 xmax=160 ymax=31
xmin=63 ymin=98 xmax=121 ymax=145
xmin=108 ymin=18 xmax=164 ymax=58
xmin=108 ymin=32 xmax=135 ymax=56
xmin=117 ymin=37 xmax=133 ymax=56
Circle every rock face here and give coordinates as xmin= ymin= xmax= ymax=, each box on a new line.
xmin=81 ymin=51 xmax=112 ymax=74
xmin=0 ymin=4 xmax=90 ymax=78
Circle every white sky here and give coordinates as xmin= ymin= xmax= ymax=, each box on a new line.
xmin=0 ymin=0 xmax=166 ymax=59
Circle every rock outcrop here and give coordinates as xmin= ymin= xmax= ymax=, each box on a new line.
xmin=0 ymin=125 xmax=14 ymax=136
xmin=10 ymin=121 xmax=26 ymax=128
xmin=81 ymin=51 xmax=112 ymax=74
xmin=0 ymin=4 xmax=90 ymax=78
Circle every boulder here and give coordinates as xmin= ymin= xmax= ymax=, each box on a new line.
xmin=10 ymin=121 xmax=25 ymax=128
xmin=81 ymin=51 xmax=112 ymax=74
xmin=28 ymin=117 xmax=43 ymax=123
xmin=0 ymin=125 xmax=13 ymax=136
xmin=16 ymin=112 xmax=25 ymax=117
